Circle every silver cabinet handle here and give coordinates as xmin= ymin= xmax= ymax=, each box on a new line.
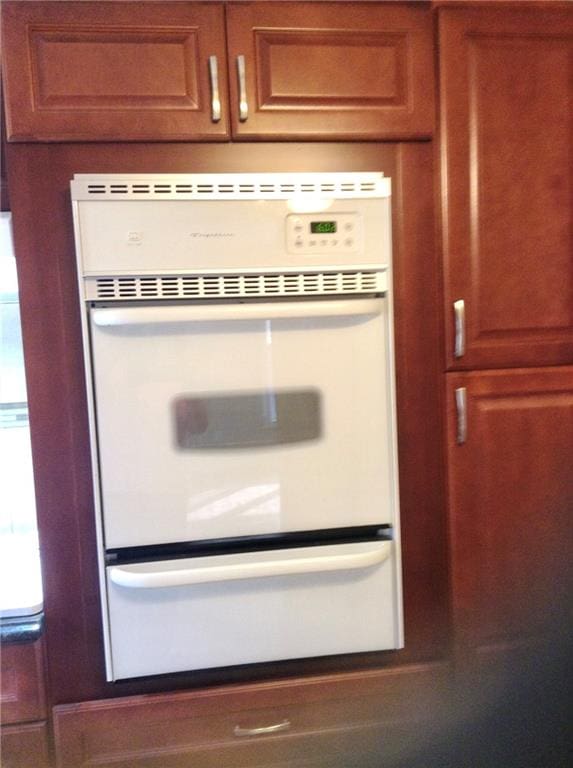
xmin=455 ymin=387 xmax=467 ymax=445
xmin=237 ymin=55 xmax=248 ymax=122
xmin=453 ymin=299 xmax=465 ymax=358
xmin=234 ymin=720 xmax=291 ymax=738
xmin=208 ymin=55 xmax=221 ymax=123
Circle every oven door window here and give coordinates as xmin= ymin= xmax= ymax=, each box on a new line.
xmin=173 ymin=390 xmax=322 ymax=450
xmin=89 ymin=298 xmax=394 ymax=548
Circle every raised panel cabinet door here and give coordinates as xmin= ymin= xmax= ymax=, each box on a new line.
xmin=1 ymin=1 xmax=229 ymax=141
xmin=225 ymin=2 xmax=434 ymax=140
xmin=440 ymin=8 xmax=573 ymax=369
xmin=446 ymin=367 xmax=573 ymax=652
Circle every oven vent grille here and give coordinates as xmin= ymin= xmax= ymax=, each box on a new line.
xmin=73 ymin=174 xmax=389 ymax=200
xmin=87 ymin=271 xmax=386 ymax=301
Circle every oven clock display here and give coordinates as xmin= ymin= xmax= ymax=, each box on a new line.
xmin=310 ymin=221 xmax=337 ymax=234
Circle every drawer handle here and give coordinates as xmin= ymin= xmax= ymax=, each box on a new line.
xmin=237 ymin=55 xmax=248 ymax=122
xmin=108 ymin=542 xmax=392 ymax=589
xmin=208 ymin=55 xmax=222 ymax=123
xmin=234 ymin=720 xmax=291 ymax=738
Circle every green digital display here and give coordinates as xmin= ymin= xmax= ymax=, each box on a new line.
xmin=310 ymin=221 xmax=337 ymax=234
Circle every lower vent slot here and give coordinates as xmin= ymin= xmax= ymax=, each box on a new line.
xmin=91 ymin=270 xmax=384 ymax=301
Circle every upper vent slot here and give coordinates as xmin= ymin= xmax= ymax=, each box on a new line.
xmin=74 ymin=174 xmax=389 ymax=200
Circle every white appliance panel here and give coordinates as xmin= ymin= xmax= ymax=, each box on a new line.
xmin=90 ymin=298 xmax=395 ymax=549
xmin=106 ymin=541 xmax=401 ymax=679
xmin=76 ymin=198 xmax=390 ymax=276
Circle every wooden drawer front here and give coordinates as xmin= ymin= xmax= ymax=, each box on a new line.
xmin=0 ymin=722 xmax=51 ymax=768
xmin=226 ymin=2 xmax=434 ymax=139
xmin=1 ymin=1 xmax=229 ymax=141
xmin=1 ymin=640 xmax=46 ymax=725
xmin=53 ymin=664 xmax=450 ymax=767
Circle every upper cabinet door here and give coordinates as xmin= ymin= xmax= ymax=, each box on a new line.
xmin=440 ymin=8 xmax=573 ymax=370
xmin=225 ymin=2 xmax=434 ymax=140
xmin=1 ymin=1 xmax=230 ymax=141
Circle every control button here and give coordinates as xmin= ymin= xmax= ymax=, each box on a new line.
xmin=344 ymin=238 xmax=354 ymax=248
xmin=331 ymin=239 xmax=338 ymax=246
xmin=294 ymin=223 xmax=303 ymax=233
xmin=295 ymin=237 xmax=303 ymax=247
xmin=309 ymin=240 xmax=316 ymax=247
xmin=320 ymin=240 xmax=328 ymax=247
xmin=344 ymin=222 xmax=354 ymax=232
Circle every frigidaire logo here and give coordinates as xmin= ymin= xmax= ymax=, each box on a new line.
xmin=189 ymin=232 xmax=235 ymax=238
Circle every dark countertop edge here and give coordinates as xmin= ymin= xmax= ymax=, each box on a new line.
xmin=0 ymin=612 xmax=44 ymax=644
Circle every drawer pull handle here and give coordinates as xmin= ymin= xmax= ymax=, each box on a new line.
xmin=234 ymin=720 xmax=291 ymax=738
xmin=108 ymin=542 xmax=392 ymax=589
xmin=237 ymin=55 xmax=248 ymax=122
xmin=208 ymin=55 xmax=221 ymax=123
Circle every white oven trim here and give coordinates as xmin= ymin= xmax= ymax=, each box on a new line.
xmin=72 ymin=198 xmax=115 ymax=679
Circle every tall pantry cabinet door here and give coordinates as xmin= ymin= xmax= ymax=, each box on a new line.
xmin=1 ymin=1 xmax=230 ymax=141
xmin=446 ymin=367 xmax=573 ymax=653
xmin=439 ymin=8 xmax=573 ymax=370
xmin=225 ymin=2 xmax=434 ymax=139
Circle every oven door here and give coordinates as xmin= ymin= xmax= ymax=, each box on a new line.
xmin=89 ymin=297 xmax=396 ymax=549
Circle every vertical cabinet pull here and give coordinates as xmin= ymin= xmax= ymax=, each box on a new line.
xmin=237 ymin=55 xmax=248 ymax=122
xmin=208 ymin=56 xmax=221 ymax=123
xmin=455 ymin=387 xmax=467 ymax=445
xmin=453 ymin=299 xmax=466 ymax=358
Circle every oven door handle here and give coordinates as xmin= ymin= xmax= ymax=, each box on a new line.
xmin=91 ymin=298 xmax=383 ymax=327
xmin=108 ymin=542 xmax=392 ymax=589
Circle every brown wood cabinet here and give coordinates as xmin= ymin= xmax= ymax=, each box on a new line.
xmin=225 ymin=2 xmax=434 ymax=140
xmin=1 ymin=1 xmax=230 ymax=142
xmin=1 ymin=1 xmax=434 ymax=142
xmin=1 ymin=84 xmax=9 ymax=210
xmin=53 ymin=664 xmax=451 ymax=768
xmin=445 ymin=366 xmax=573 ymax=653
xmin=438 ymin=2 xmax=573 ymax=663
xmin=0 ymin=637 xmax=50 ymax=767
xmin=439 ymin=6 xmax=573 ymax=370
xmin=2 ymin=0 xmax=570 ymax=762
xmin=0 ymin=639 xmax=47 ymax=725
xmin=0 ymin=722 xmax=51 ymax=768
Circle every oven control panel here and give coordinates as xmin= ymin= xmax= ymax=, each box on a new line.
xmin=286 ymin=213 xmax=362 ymax=255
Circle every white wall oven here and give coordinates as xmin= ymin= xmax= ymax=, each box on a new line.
xmin=71 ymin=173 xmax=403 ymax=681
